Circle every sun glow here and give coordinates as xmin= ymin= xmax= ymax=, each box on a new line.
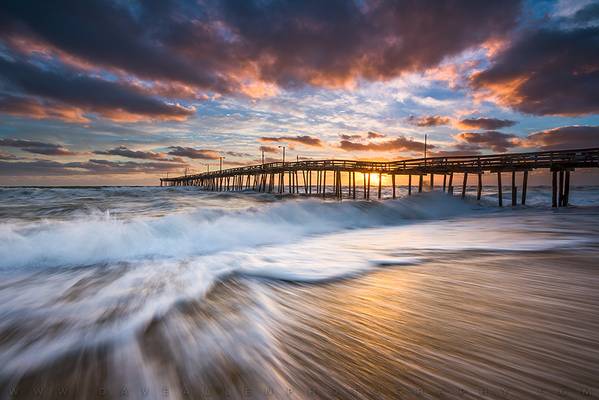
xmin=368 ymin=173 xmax=380 ymax=186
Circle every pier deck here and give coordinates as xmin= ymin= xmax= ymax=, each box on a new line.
xmin=160 ymin=148 xmax=599 ymax=207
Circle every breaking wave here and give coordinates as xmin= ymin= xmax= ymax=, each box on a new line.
xmin=0 ymin=192 xmax=483 ymax=270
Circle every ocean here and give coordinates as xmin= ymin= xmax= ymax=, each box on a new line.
xmin=0 ymin=186 xmax=598 ymax=399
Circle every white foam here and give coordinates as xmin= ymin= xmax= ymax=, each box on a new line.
xmin=0 ymin=193 xmax=479 ymax=270
xmin=0 ymin=190 xmax=596 ymax=376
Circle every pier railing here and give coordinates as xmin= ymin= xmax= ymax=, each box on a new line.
xmin=160 ymin=147 xmax=599 ymax=208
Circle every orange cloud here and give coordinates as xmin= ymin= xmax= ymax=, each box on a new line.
xmin=339 ymin=136 xmax=430 ymax=152
xmin=260 ymin=135 xmax=323 ymax=147
xmin=0 ymin=95 xmax=89 ymax=123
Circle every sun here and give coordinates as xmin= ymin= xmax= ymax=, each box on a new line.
xmin=368 ymin=173 xmax=380 ymax=186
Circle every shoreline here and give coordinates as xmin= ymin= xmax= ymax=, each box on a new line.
xmin=3 ymin=249 xmax=598 ymax=399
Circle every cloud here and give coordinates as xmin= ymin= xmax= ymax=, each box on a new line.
xmin=339 ymin=136 xmax=430 ymax=152
xmin=0 ymin=138 xmax=76 ymax=156
xmin=0 ymin=0 xmax=522 ymax=123
xmin=454 ymin=131 xmax=518 ymax=152
xmin=458 ymin=117 xmax=516 ymax=130
xmin=225 ymin=151 xmax=252 ymax=157
xmin=0 ymin=57 xmax=195 ymax=122
xmin=571 ymin=2 xmax=599 ymax=24
xmin=471 ymin=23 xmax=599 ymax=115
xmin=0 ymin=95 xmax=89 ymax=123
xmin=367 ymin=131 xmax=385 ymax=139
xmin=525 ymin=125 xmax=599 ymax=150
xmin=259 ymin=145 xmax=278 ymax=154
xmin=260 ymin=135 xmax=323 ymax=147
xmin=0 ymin=151 xmax=19 ymax=160
xmin=429 ymin=149 xmax=482 ymax=157
xmin=218 ymin=0 xmax=521 ymax=86
xmin=253 ymin=156 xmax=283 ymax=164
xmin=340 ymin=134 xmax=363 ymax=140
xmin=0 ymin=158 xmax=187 ymax=176
xmin=407 ymin=115 xmax=451 ymax=127
xmin=167 ymin=146 xmax=220 ymax=160
xmin=93 ymin=146 xmax=166 ymax=160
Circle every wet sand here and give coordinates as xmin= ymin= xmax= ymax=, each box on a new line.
xmin=3 ymin=249 xmax=599 ymax=399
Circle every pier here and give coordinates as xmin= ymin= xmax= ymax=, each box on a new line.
xmin=160 ymin=148 xmax=599 ymax=207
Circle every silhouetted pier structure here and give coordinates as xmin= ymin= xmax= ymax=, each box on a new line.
xmin=161 ymin=148 xmax=599 ymax=207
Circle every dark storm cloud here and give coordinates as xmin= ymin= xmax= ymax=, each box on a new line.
xmin=0 ymin=158 xmax=187 ymax=176
xmin=93 ymin=146 xmax=166 ymax=160
xmin=458 ymin=117 xmax=516 ymax=130
xmin=218 ymin=0 xmax=521 ymax=86
xmin=260 ymin=136 xmax=323 ymax=147
xmin=339 ymin=136 xmax=430 ymax=152
xmin=407 ymin=115 xmax=451 ymax=127
xmin=0 ymin=0 xmax=231 ymax=92
xmin=471 ymin=25 xmax=599 ymax=116
xmin=0 ymin=138 xmax=76 ymax=156
xmin=525 ymin=126 xmax=599 ymax=150
xmin=167 ymin=146 xmax=220 ymax=160
xmin=454 ymin=131 xmax=518 ymax=152
xmin=0 ymin=57 xmax=195 ymax=121
xmin=1 ymin=0 xmax=522 ymax=104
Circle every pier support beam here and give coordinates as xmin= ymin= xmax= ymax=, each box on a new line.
xmin=558 ymin=170 xmax=564 ymax=207
xmin=443 ymin=174 xmax=447 ymax=192
xmin=418 ymin=175 xmax=423 ymax=193
xmin=367 ymin=173 xmax=371 ymax=199
xmin=461 ymin=172 xmax=468 ymax=199
xmin=477 ymin=173 xmax=482 ymax=200
xmin=430 ymin=173 xmax=434 ymax=190
xmin=317 ymin=171 xmax=321 ymax=194
xmin=448 ymin=173 xmax=453 ymax=195
xmin=378 ymin=173 xmax=382 ymax=199
xmin=392 ymin=174 xmax=396 ymax=199
xmin=408 ymin=175 xmax=412 ymax=196
xmin=552 ymin=171 xmax=558 ymax=208
xmin=511 ymin=171 xmax=517 ymax=207
xmin=522 ymin=171 xmax=528 ymax=206
xmin=498 ymin=172 xmax=503 ymax=207
xmin=563 ymin=170 xmax=570 ymax=206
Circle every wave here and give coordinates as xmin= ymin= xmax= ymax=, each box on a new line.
xmin=0 ymin=192 xmax=484 ymax=270
xmin=1 ymin=191 xmax=596 ymax=376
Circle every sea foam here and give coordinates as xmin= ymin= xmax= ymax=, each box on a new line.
xmin=0 ymin=193 xmax=480 ymax=270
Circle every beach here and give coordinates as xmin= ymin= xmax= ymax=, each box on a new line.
xmin=1 ymin=187 xmax=598 ymax=399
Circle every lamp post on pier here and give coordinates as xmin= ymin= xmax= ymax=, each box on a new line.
xmin=278 ymin=145 xmax=286 ymax=164
xmin=424 ymin=134 xmax=427 ymax=165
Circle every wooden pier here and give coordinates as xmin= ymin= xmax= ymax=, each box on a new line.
xmin=160 ymin=148 xmax=599 ymax=207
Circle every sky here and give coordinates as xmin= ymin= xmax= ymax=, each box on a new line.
xmin=0 ymin=0 xmax=598 ymax=185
